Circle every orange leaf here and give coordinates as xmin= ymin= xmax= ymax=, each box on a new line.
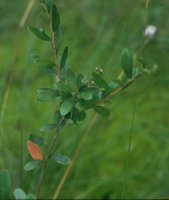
xmin=27 ymin=140 xmax=43 ymax=160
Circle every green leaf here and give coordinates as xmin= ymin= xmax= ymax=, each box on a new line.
xmin=52 ymin=154 xmax=71 ymax=165
xmin=31 ymin=54 xmax=55 ymax=75
xmin=76 ymin=111 xmax=86 ymax=124
xmin=35 ymin=88 xmax=60 ymax=103
xmin=76 ymin=99 xmax=95 ymax=110
xmin=54 ymin=25 xmax=62 ymax=51
xmin=94 ymin=106 xmax=110 ymax=118
xmin=60 ymin=99 xmax=73 ymax=116
xmin=57 ymin=79 xmax=73 ymax=93
xmin=24 ymin=160 xmax=41 ymax=171
xmin=29 ymin=134 xmax=45 ymax=146
xmin=108 ymin=81 xmax=119 ymax=90
xmin=66 ymin=69 xmax=77 ymax=90
xmin=79 ymin=91 xmax=93 ymax=100
xmin=60 ymin=46 xmax=68 ymax=71
xmin=52 ymin=5 xmax=60 ymax=32
xmin=28 ymin=26 xmax=51 ymax=41
xmin=40 ymin=123 xmax=57 ymax=132
xmin=14 ymin=188 xmax=27 ymax=200
xmin=0 ymin=169 xmax=11 ymax=199
xmin=121 ymin=48 xmax=133 ymax=79
xmin=92 ymin=72 xmax=110 ymax=91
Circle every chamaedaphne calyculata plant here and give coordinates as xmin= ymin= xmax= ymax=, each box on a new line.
xmin=0 ymin=0 xmax=156 ymax=199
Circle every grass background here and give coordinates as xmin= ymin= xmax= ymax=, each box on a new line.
xmin=0 ymin=0 xmax=169 ymax=199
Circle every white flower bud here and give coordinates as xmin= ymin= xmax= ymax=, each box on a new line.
xmin=144 ymin=25 xmax=157 ymax=38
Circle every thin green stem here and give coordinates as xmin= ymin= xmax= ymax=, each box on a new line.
xmin=20 ymin=130 xmax=23 ymax=188
xmin=121 ymin=87 xmax=138 ymax=199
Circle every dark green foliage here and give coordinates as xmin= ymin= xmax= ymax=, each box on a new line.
xmin=29 ymin=134 xmax=45 ymax=146
xmin=28 ymin=26 xmax=51 ymax=41
xmin=121 ymin=48 xmax=133 ymax=79
xmin=36 ymin=88 xmax=60 ymax=102
xmin=54 ymin=25 xmax=62 ymax=51
xmin=75 ymin=111 xmax=86 ymax=124
xmin=31 ymin=54 xmax=55 ymax=75
xmin=92 ymin=72 xmax=110 ymax=92
xmin=0 ymin=169 xmax=11 ymax=199
xmin=52 ymin=5 xmax=60 ymax=32
xmin=94 ymin=106 xmax=110 ymax=118
xmin=60 ymin=46 xmax=68 ymax=71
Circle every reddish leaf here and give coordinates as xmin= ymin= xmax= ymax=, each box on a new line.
xmin=27 ymin=140 xmax=43 ymax=160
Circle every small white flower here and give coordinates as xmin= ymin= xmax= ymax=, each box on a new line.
xmin=144 ymin=25 xmax=157 ymax=38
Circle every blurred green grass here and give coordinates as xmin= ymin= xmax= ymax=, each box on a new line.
xmin=0 ymin=0 xmax=169 ymax=199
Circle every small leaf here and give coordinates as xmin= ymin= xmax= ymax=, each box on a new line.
xmin=28 ymin=26 xmax=51 ymax=41
xmin=57 ymin=79 xmax=73 ymax=93
xmin=76 ymin=111 xmax=86 ymax=124
xmin=79 ymin=91 xmax=93 ymax=100
xmin=29 ymin=134 xmax=45 ymax=146
xmin=94 ymin=106 xmax=110 ymax=118
xmin=54 ymin=25 xmax=62 ymax=51
xmin=121 ymin=49 xmax=133 ymax=79
xmin=27 ymin=141 xmax=43 ymax=160
xmin=24 ymin=160 xmax=41 ymax=171
xmin=60 ymin=99 xmax=73 ymax=116
xmin=14 ymin=188 xmax=27 ymax=200
xmin=66 ymin=69 xmax=77 ymax=90
xmin=60 ymin=46 xmax=68 ymax=71
xmin=52 ymin=5 xmax=60 ymax=32
xmin=0 ymin=169 xmax=11 ymax=200
xmin=92 ymin=72 xmax=110 ymax=91
xmin=35 ymin=88 xmax=60 ymax=103
xmin=31 ymin=54 xmax=55 ymax=75
xmin=108 ymin=81 xmax=119 ymax=90
xmin=52 ymin=154 xmax=71 ymax=165
xmin=40 ymin=123 xmax=57 ymax=132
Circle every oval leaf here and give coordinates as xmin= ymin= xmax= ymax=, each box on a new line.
xmin=36 ymin=88 xmax=60 ymax=103
xmin=94 ymin=106 xmax=110 ymax=118
xmin=79 ymin=91 xmax=93 ymax=100
xmin=14 ymin=188 xmax=27 ymax=200
xmin=92 ymin=72 xmax=110 ymax=91
xmin=52 ymin=5 xmax=60 ymax=32
xmin=121 ymin=48 xmax=133 ymax=79
xmin=0 ymin=169 xmax=11 ymax=200
xmin=31 ymin=54 xmax=55 ymax=75
xmin=60 ymin=46 xmax=68 ymax=71
xmin=28 ymin=26 xmax=51 ymax=41
xmin=52 ymin=154 xmax=71 ymax=165
xmin=60 ymin=99 xmax=73 ymax=116
xmin=24 ymin=160 xmax=41 ymax=171
xmin=40 ymin=123 xmax=57 ymax=132
xmin=27 ymin=141 xmax=43 ymax=160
